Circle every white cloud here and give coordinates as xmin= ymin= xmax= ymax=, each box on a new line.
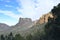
xmin=16 ymin=0 xmax=60 ymax=20
xmin=5 ymin=5 xmax=13 ymax=7
xmin=16 ymin=0 xmax=38 ymax=20
xmin=0 ymin=0 xmax=60 ymax=26
xmin=1 ymin=0 xmax=60 ymax=21
xmin=0 ymin=10 xmax=22 ymax=20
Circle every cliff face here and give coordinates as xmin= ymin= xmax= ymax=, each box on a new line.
xmin=15 ymin=18 xmax=32 ymax=26
xmin=37 ymin=12 xmax=54 ymax=24
xmin=14 ymin=18 xmax=34 ymax=29
xmin=8 ymin=18 xmax=34 ymax=33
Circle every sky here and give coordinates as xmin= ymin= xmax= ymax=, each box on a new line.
xmin=0 ymin=0 xmax=60 ymax=26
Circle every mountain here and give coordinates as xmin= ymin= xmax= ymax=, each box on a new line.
xmin=15 ymin=17 xmax=33 ymax=28
xmin=11 ymin=18 xmax=34 ymax=31
xmin=22 ymin=12 xmax=54 ymax=36
xmin=0 ymin=12 xmax=54 ymax=36
xmin=37 ymin=12 xmax=54 ymax=24
xmin=0 ymin=23 xmax=10 ymax=31
xmin=0 ymin=18 xmax=34 ymax=35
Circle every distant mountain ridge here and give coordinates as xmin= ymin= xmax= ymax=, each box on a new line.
xmin=15 ymin=18 xmax=33 ymax=28
xmin=0 ymin=17 xmax=34 ymax=35
xmin=0 ymin=23 xmax=10 ymax=31
xmin=0 ymin=12 xmax=54 ymax=36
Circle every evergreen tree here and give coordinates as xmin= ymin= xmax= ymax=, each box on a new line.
xmin=5 ymin=35 xmax=8 ymax=40
xmin=26 ymin=34 xmax=32 ymax=40
xmin=0 ymin=35 xmax=5 ymax=40
xmin=14 ymin=34 xmax=24 ymax=40
xmin=44 ymin=3 xmax=60 ymax=40
xmin=7 ymin=32 xmax=14 ymax=40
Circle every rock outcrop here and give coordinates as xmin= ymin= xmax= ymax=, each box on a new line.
xmin=0 ymin=12 xmax=54 ymax=36
xmin=37 ymin=12 xmax=54 ymax=24
xmin=15 ymin=18 xmax=33 ymax=27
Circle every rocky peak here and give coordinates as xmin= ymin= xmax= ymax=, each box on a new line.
xmin=37 ymin=12 xmax=54 ymax=24
xmin=15 ymin=17 xmax=33 ymax=26
xmin=19 ymin=17 xmax=32 ymax=23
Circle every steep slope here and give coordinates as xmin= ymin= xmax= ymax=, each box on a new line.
xmin=11 ymin=18 xmax=34 ymax=31
xmin=0 ymin=12 xmax=54 ymax=36
xmin=23 ymin=12 xmax=54 ymax=36
xmin=0 ymin=18 xmax=34 ymax=35
xmin=37 ymin=12 xmax=54 ymax=24
xmin=15 ymin=18 xmax=33 ymax=28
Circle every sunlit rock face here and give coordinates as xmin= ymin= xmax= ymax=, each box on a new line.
xmin=37 ymin=12 xmax=54 ymax=24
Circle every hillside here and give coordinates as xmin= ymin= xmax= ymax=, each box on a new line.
xmin=0 ymin=12 xmax=54 ymax=36
xmin=0 ymin=18 xmax=34 ymax=35
xmin=0 ymin=23 xmax=10 ymax=31
xmin=22 ymin=12 xmax=54 ymax=36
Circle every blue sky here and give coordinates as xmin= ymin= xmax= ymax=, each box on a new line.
xmin=0 ymin=0 xmax=60 ymax=26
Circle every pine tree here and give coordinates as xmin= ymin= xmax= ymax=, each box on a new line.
xmin=7 ymin=32 xmax=14 ymax=40
xmin=44 ymin=3 xmax=60 ymax=40
xmin=26 ymin=34 xmax=32 ymax=40
xmin=0 ymin=35 xmax=5 ymax=40
xmin=14 ymin=34 xmax=24 ymax=40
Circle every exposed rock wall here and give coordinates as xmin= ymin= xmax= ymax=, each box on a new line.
xmin=37 ymin=12 xmax=54 ymax=24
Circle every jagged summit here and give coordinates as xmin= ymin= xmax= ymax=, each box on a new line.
xmin=36 ymin=12 xmax=54 ymax=24
xmin=19 ymin=17 xmax=32 ymax=24
xmin=0 ymin=12 xmax=54 ymax=36
xmin=15 ymin=17 xmax=33 ymax=27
